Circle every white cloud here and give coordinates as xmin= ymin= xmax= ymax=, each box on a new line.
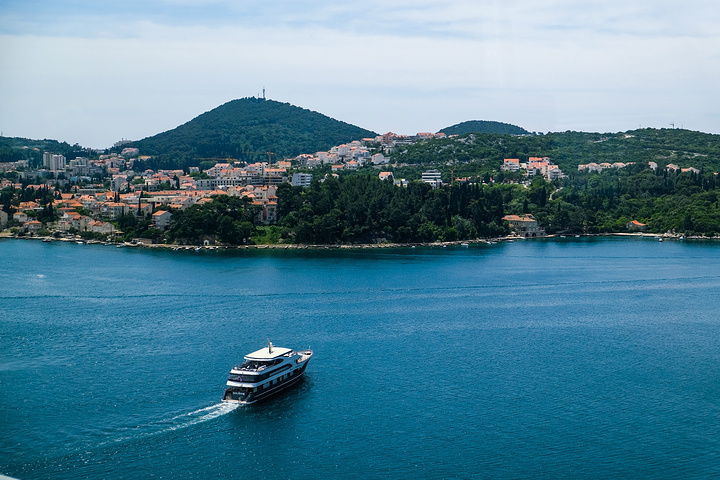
xmin=0 ymin=0 xmax=719 ymax=146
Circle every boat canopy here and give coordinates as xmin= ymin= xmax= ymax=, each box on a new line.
xmin=245 ymin=346 xmax=293 ymax=360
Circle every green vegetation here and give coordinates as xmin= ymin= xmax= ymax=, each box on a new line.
xmin=393 ymin=128 xmax=720 ymax=175
xmin=544 ymin=166 xmax=720 ymax=236
xmin=0 ymin=137 xmax=94 ymax=168
xmin=165 ymin=195 xmax=257 ymax=245
xmin=129 ymin=98 xmax=377 ymax=171
xmin=438 ymin=120 xmax=530 ymax=136
xmin=4 ymin=119 xmax=720 ymax=243
xmin=270 ymin=176 xmax=508 ymax=244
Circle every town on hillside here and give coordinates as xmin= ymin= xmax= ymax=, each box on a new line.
xmin=0 ymin=131 xmax=707 ymax=244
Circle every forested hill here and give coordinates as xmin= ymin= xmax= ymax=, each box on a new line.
xmin=394 ymin=128 xmax=720 ymax=174
xmin=0 ymin=137 xmax=93 ymax=167
xmin=129 ymin=98 xmax=377 ymax=169
xmin=438 ymin=120 xmax=529 ymax=136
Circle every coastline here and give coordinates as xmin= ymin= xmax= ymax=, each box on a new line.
xmin=1 ymin=230 xmax=710 ymax=251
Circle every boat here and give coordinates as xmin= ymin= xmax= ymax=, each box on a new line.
xmin=222 ymin=341 xmax=313 ymax=404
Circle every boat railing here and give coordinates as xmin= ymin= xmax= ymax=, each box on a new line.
xmin=296 ymin=351 xmax=313 ymax=363
xmin=235 ymin=364 xmax=269 ymax=372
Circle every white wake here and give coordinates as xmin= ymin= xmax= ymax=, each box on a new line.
xmin=97 ymin=402 xmax=239 ymax=447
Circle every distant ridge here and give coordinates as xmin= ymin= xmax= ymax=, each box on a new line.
xmin=439 ymin=120 xmax=529 ymax=136
xmin=129 ymin=98 xmax=377 ymax=165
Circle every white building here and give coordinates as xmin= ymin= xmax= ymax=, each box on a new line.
xmin=502 ymin=158 xmax=521 ymax=171
xmin=371 ymin=153 xmax=389 ymax=165
xmin=152 ymin=210 xmax=172 ymax=229
xmin=292 ymin=173 xmax=313 ymax=187
xmin=43 ymin=152 xmax=66 ymax=171
xmin=110 ymin=175 xmax=127 ymax=192
xmin=422 ymin=170 xmax=442 ymax=189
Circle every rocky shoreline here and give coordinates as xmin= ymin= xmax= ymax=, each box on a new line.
xmin=1 ymin=230 xmax=711 ymax=251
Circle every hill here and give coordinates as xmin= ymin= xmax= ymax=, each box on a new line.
xmin=129 ymin=98 xmax=377 ymax=168
xmin=0 ymin=136 xmax=94 ymax=168
xmin=438 ymin=120 xmax=529 ymax=136
xmin=393 ymin=128 xmax=720 ymax=175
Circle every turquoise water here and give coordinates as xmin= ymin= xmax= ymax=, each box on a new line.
xmin=2 ymin=237 xmax=720 ymax=479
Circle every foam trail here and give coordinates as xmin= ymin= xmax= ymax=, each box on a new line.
xmin=97 ymin=403 xmax=239 ymax=447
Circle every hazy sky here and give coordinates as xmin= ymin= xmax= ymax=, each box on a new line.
xmin=1 ymin=0 xmax=718 ymax=148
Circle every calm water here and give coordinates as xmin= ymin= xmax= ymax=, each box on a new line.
xmin=2 ymin=237 xmax=720 ymax=479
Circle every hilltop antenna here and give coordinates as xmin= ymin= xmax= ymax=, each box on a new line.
xmin=263 ymin=87 xmax=266 ymax=100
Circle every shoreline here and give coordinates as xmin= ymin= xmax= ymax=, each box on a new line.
xmin=1 ymin=230 xmax=713 ymax=251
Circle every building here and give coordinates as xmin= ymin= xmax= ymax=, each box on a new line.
xmin=371 ymin=153 xmax=389 ymax=165
xmin=291 ymin=173 xmax=313 ymax=187
xmin=502 ymin=214 xmax=545 ymax=237
xmin=43 ymin=152 xmax=66 ymax=171
xmin=152 ymin=210 xmax=172 ymax=229
xmin=110 ymin=175 xmax=127 ymax=192
xmin=502 ymin=158 xmax=521 ymax=172
xmin=626 ymin=220 xmax=647 ymax=232
xmin=421 ymin=170 xmax=442 ymax=189
xmin=24 ymin=220 xmax=42 ymax=233
xmin=88 ymin=220 xmax=115 ymax=234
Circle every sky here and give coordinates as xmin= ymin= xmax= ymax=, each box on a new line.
xmin=1 ymin=0 xmax=719 ymax=148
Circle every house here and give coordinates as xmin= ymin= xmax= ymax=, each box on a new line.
xmin=13 ymin=212 xmax=29 ymax=224
xmin=24 ymin=219 xmax=42 ymax=233
xmin=18 ymin=201 xmax=41 ymax=212
xmin=547 ymin=167 xmax=563 ymax=181
xmin=627 ymin=220 xmax=647 ymax=232
xmin=135 ymin=202 xmax=154 ymax=218
xmin=99 ymin=201 xmax=131 ymax=219
xmin=502 ymin=158 xmax=521 ymax=172
xmin=88 ymin=220 xmax=115 ymax=234
xmin=152 ymin=210 xmax=172 ymax=229
xmin=57 ymin=213 xmax=91 ymax=232
xmin=371 ymin=153 xmax=389 ymax=165
xmin=502 ymin=214 xmax=545 ymax=237
xmin=379 ymin=172 xmax=394 ymax=181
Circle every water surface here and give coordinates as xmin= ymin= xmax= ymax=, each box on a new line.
xmin=2 ymin=237 xmax=720 ymax=479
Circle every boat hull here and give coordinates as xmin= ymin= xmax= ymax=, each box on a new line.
xmin=222 ymin=359 xmax=310 ymax=405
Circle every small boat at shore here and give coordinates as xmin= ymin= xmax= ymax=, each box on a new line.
xmin=223 ymin=341 xmax=313 ymax=404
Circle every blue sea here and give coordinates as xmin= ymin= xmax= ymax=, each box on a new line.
xmin=2 ymin=236 xmax=720 ymax=479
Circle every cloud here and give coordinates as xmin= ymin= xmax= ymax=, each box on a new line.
xmin=0 ymin=0 xmax=719 ymax=146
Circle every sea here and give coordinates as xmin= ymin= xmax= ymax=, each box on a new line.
xmin=2 ymin=236 xmax=720 ymax=479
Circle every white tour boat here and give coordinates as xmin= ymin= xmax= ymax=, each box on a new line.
xmin=222 ymin=341 xmax=313 ymax=404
